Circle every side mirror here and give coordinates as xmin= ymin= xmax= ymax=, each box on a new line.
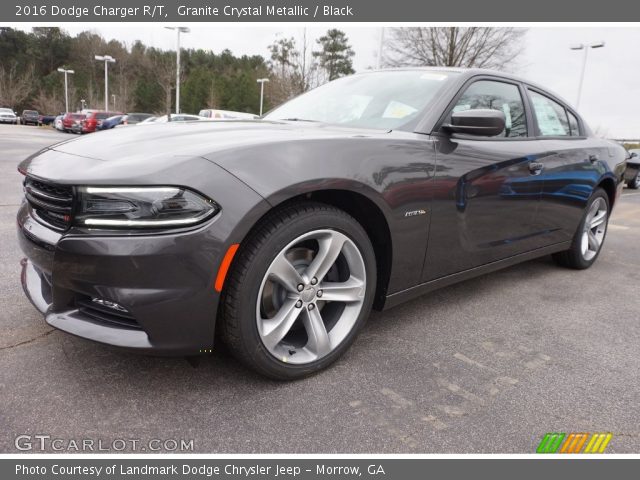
xmin=630 ymin=152 xmax=638 ymax=158
xmin=443 ymin=109 xmax=506 ymax=137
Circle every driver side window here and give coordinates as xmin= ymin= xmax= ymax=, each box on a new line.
xmin=450 ymin=80 xmax=527 ymax=138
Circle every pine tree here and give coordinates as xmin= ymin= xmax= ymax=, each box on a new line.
xmin=313 ymin=29 xmax=355 ymax=82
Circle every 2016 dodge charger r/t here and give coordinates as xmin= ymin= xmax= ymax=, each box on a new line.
xmin=17 ymin=69 xmax=627 ymax=379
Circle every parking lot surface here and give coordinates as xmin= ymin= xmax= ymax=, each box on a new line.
xmin=0 ymin=125 xmax=638 ymax=453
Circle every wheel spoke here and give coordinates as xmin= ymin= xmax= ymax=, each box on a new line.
xmin=304 ymin=232 xmax=346 ymax=283
xmin=587 ymin=230 xmax=599 ymax=251
xmin=268 ymin=252 xmax=304 ymax=293
xmin=303 ymin=307 xmax=331 ymax=357
xmin=261 ymin=298 xmax=302 ymax=349
xmin=590 ymin=210 xmax=606 ymax=229
xmin=319 ymin=277 xmax=365 ymax=303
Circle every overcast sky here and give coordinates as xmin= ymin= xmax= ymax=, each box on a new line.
xmin=18 ymin=25 xmax=640 ymax=138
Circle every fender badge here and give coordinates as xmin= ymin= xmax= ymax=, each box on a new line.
xmin=404 ymin=209 xmax=427 ymax=217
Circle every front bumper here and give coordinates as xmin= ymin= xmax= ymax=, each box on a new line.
xmin=18 ymin=202 xmax=229 ymax=355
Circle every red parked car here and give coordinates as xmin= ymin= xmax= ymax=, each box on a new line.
xmin=81 ymin=111 xmax=123 ymax=133
xmin=61 ymin=113 xmax=86 ymax=133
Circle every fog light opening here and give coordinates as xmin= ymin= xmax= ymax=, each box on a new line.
xmin=91 ymin=297 xmax=129 ymax=313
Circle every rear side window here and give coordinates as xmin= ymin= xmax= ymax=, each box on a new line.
xmin=528 ymin=90 xmax=570 ymax=137
xmin=450 ymin=80 xmax=527 ymax=138
xmin=567 ymin=110 xmax=581 ymax=136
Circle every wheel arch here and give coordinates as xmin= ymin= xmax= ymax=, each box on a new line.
xmin=235 ymin=187 xmax=393 ymax=311
xmin=597 ymin=175 xmax=617 ymax=210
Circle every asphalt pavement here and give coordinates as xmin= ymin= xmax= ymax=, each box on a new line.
xmin=0 ymin=125 xmax=638 ymax=453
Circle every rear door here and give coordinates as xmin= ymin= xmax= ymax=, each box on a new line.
xmin=524 ymin=88 xmax=608 ymax=245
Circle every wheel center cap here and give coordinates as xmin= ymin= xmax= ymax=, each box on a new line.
xmin=300 ymin=286 xmax=316 ymax=303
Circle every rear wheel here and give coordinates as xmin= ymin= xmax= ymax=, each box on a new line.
xmin=220 ymin=202 xmax=376 ymax=380
xmin=552 ymin=188 xmax=609 ymax=269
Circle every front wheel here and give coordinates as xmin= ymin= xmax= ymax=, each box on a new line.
xmin=220 ymin=202 xmax=376 ymax=380
xmin=552 ymin=188 xmax=609 ymax=269
xmin=628 ymin=170 xmax=640 ymax=189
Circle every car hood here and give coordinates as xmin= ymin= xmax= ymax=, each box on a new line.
xmin=19 ymin=120 xmax=390 ymax=184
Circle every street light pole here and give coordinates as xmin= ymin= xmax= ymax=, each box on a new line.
xmin=376 ymin=27 xmax=385 ymax=69
xmin=165 ymin=27 xmax=190 ymax=114
xmin=94 ymin=55 xmax=116 ymax=111
xmin=57 ymin=68 xmax=74 ymax=113
xmin=112 ymin=94 xmax=116 ymax=111
xmin=570 ymin=41 xmax=605 ymax=109
xmin=256 ymin=78 xmax=269 ymax=116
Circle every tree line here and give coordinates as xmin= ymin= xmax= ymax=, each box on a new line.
xmin=0 ymin=27 xmax=525 ymax=115
xmin=0 ymin=27 xmax=356 ymax=115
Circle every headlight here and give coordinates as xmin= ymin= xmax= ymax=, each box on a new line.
xmin=75 ymin=186 xmax=218 ymax=229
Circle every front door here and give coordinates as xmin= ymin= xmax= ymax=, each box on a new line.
xmin=423 ymin=78 xmax=545 ymax=281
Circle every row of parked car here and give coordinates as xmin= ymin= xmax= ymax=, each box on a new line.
xmin=53 ymin=108 xmax=259 ymax=134
xmin=52 ymin=111 xmax=156 ymax=134
xmin=0 ymin=107 xmax=259 ymax=130
xmin=0 ymin=108 xmax=40 ymax=125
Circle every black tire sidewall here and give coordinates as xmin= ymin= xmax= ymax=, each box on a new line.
xmin=225 ymin=205 xmax=377 ymax=379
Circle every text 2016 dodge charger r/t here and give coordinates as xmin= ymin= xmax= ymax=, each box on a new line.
xmin=17 ymin=69 xmax=626 ymax=379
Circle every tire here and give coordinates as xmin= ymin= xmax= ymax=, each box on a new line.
xmin=628 ymin=171 xmax=640 ymax=190
xmin=219 ymin=202 xmax=377 ymax=380
xmin=552 ymin=188 xmax=610 ymax=270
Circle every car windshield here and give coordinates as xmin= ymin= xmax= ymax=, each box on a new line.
xmin=0 ymin=108 xmax=13 ymax=113
xmin=265 ymin=70 xmax=457 ymax=129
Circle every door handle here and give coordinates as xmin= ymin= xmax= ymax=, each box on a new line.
xmin=528 ymin=161 xmax=544 ymax=175
xmin=588 ymin=154 xmax=599 ymax=163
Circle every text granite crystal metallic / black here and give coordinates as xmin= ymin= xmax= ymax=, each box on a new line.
xmin=16 ymin=68 xmax=627 ymax=379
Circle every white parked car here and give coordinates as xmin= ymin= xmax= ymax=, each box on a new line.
xmin=54 ymin=114 xmax=64 ymax=131
xmin=138 ymin=114 xmax=206 ymax=124
xmin=0 ymin=108 xmax=18 ymax=124
xmin=198 ymin=109 xmax=258 ymax=120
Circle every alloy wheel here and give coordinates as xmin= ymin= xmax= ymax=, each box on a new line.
xmin=256 ymin=229 xmax=366 ymax=365
xmin=580 ymin=197 xmax=608 ymax=261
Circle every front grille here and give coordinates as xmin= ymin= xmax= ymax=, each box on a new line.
xmin=24 ymin=177 xmax=74 ymax=230
xmin=75 ymin=295 xmax=142 ymax=330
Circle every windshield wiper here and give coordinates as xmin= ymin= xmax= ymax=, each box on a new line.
xmin=279 ymin=118 xmax=319 ymax=122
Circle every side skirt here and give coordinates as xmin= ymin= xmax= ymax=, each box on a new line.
xmin=382 ymin=241 xmax=571 ymax=310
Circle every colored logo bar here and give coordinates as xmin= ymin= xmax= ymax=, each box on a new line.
xmin=537 ymin=433 xmax=612 ymax=453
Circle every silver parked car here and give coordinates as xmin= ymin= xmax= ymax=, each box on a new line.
xmin=0 ymin=108 xmax=18 ymax=124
